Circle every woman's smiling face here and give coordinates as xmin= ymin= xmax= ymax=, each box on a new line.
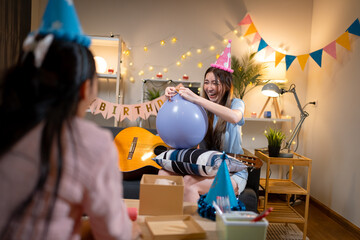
xmin=204 ymin=71 xmax=223 ymax=103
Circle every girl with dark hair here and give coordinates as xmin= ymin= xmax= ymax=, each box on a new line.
xmin=160 ymin=41 xmax=248 ymax=203
xmin=0 ymin=36 xmax=139 ymax=239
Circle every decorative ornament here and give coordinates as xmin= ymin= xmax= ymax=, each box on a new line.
xmin=197 ymin=153 xmax=246 ymax=221
xmin=182 ymin=74 xmax=189 ymax=80
xmin=156 ymin=72 xmax=163 ymax=78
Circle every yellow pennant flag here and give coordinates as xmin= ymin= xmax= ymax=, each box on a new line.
xmin=275 ymin=51 xmax=285 ymax=67
xmin=244 ymin=23 xmax=258 ymax=36
xmin=336 ymin=32 xmax=351 ymax=50
xmin=297 ymin=54 xmax=309 ymax=70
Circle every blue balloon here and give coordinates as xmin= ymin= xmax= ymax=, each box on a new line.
xmin=156 ymin=94 xmax=208 ymax=149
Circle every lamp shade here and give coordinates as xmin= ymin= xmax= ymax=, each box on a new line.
xmin=261 ymin=83 xmax=281 ymax=97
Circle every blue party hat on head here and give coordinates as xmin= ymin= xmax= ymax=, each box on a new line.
xmin=204 ymin=153 xmax=238 ymax=207
xmin=38 ymin=0 xmax=91 ymax=47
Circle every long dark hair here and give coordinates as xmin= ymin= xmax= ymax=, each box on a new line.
xmin=202 ymin=67 xmax=234 ymax=151
xmin=0 ymin=36 xmax=96 ymax=239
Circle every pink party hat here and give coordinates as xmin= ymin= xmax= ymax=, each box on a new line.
xmin=211 ymin=40 xmax=234 ymax=73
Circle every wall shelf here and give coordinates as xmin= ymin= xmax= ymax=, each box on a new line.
xmin=245 ymin=117 xmax=293 ymax=122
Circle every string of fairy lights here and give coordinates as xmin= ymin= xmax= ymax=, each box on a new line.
xmin=118 ymin=26 xmax=250 ymax=82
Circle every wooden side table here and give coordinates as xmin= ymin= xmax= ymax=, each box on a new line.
xmin=255 ymin=150 xmax=312 ymax=240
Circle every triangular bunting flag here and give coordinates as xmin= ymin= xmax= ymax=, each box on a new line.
xmin=238 ymin=14 xmax=253 ymax=25
xmin=323 ymin=41 xmax=337 ymax=59
xmin=336 ymin=32 xmax=351 ymax=50
xmin=252 ymin=32 xmax=261 ymax=44
xmin=265 ymin=46 xmax=275 ymax=59
xmin=285 ymin=55 xmax=296 ymax=70
xmin=244 ymin=23 xmax=257 ymax=36
xmin=257 ymin=39 xmax=268 ymax=52
xmin=310 ymin=49 xmax=323 ymax=67
xmin=347 ymin=18 xmax=360 ymax=36
xmin=297 ymin=54 xmax=310 ymax=70
xmin=275 ymin=51 xmax=286 ymax=67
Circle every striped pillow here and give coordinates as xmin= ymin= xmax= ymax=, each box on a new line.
xmin=152 ymin=149 xmax=247 ymax=176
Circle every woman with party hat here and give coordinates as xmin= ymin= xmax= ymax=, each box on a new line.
xmin=0 ymin=0 xmax=140 ymax=239
xmin=161 ymin=40 xmax=248 ymax=203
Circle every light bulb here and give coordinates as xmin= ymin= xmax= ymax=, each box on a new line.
xmin=186 ymin=51 xmax=191 ymax=56
xmin=144 ymin=46 xmax=148 ymax=51
xmin=233 ymin=30 xmax=238 ymax=34
xmin=148 ymin=66 xmax=154 ymax=71
xmin=163 ymin=68 xmax=168 ymax=73
xmin=182 ymin=55 xmax=186 ymax=60
xmin=223 ymin=39 xmax=228 ymax=44
xmin=160 ymin=40 xmax=165 ymax=46
xmin=216 ymin=54 xmax=220 ymax=59
xmin=209 ymin=46 xmax=215 ymax=51
xmin=129 ymin=77 xmax=135 ymax=83
xmin=197 ymin=62 xmax=203 ymax=68
xmin=171 ymin=37 xmax=177 ymax=43
xmin=176 ymin=61 xmax=181 ymax=66
xmin=197 ymin=49 xmax=202 ymax=54
xmin=138 ymin=70 xmax=144 ymax=76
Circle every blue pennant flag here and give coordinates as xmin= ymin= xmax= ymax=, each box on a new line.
xmin=310 ymin=49 xmax=323 ymax=67
xmin=257 ymin=39 xmax=268 ymax=52
xmin=204 ymin=153 xmax=238 ymax=207
xmin=347 ymin=18 xmax=360 ymax=37
xmin=285 ymin=55 xmax=296 ymax=70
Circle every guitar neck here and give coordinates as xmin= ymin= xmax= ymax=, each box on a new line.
xmin=227 ymin=153 xmax=263 ymax=169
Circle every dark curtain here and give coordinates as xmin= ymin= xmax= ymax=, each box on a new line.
xmin=0 ymin=0 xmax=31 ymax=77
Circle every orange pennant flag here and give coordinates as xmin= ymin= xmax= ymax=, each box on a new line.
xmin=297 ymin=54 xmax=309 ymax=70
xmin=275 ymin=51 xmax=285 ymax=67
xmin=244 ymin=23 xmax=257 ymax=36
xmin=336 ymin=32 xmax=351 ymax=50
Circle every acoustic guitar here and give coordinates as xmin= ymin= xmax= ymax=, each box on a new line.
xmin=114 ymin=127 xmax=170 ymax=180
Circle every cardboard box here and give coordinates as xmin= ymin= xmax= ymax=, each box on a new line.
xmin=145 ymin=215 xmax=206 ymax=240
xmin=139 ymin=174 xmax=184 ymax=215
xmin=216 ymin=211 xmax=268 ymax=240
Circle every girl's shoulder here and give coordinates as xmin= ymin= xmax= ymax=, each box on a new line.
xmin=231 ymin=98 xmax=245 ymax=108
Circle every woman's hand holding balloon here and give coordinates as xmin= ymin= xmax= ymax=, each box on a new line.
xmin=178 ymin=87 xmax=199 ymax=104
xmin=165 ymin=87 xmax=177 ymax=101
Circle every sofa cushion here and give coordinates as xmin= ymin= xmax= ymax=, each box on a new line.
xmin=153 ymin=149 xmax=247 ymax=176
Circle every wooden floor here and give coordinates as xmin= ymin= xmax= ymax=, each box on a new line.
xmin=284 ymin=197 xmax=360 ymax=240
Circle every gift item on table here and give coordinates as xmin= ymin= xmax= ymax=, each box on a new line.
xmin=139 ymin=175 xmax=184 ymax=216
xmin=216 ymin=211 xmax=269 ymax=240
xmin=197 ymin=152 xmax=246 ymax=221
xmin=264 ymin=111 xmax=271 ymax=118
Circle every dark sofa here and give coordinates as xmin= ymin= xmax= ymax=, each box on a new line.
xmin=104 ymin=126 xmax=261 ymax=213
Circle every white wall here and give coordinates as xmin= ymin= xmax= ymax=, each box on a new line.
xmin=306 ymin=0 xmax=360 ymax=228
xmin=31 ymin=0 xmax=360 ymax=227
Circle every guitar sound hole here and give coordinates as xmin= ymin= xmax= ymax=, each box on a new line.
xmin=154 ymin=146 xmax=167 ymax=155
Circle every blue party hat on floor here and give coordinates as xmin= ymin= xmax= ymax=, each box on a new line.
xmin=204 ymin=152 xmax=238 ymax=207
xmin=38 ymin=0 xmax=91 ymax=47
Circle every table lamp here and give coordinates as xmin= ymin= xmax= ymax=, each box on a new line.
xmin=261 ymin=83 xmax=310 ymax=158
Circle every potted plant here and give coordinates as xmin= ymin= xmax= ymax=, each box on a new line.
xmin=145 ymin=87 xmax=161 ymax=101
xmin=264 ymin=128 xmax=286 ymax=157
xmin=231 ymin=52 xmax=267 ymax=99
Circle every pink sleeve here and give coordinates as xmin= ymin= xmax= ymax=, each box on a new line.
xmin=83 ymin=141 xmax=132 ymax=240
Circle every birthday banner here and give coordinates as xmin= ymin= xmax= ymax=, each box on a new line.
xmin=239 ymin=14 xmax=360 ymax=70
xmin=89 ymin=95 xmax=166 ymax=121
